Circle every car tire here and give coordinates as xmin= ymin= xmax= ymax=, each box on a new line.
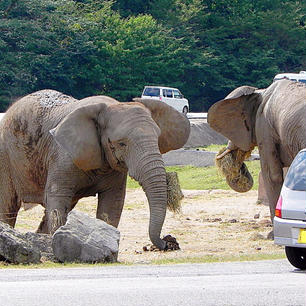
xmin=285 ymin=246 xmax=306 ymax=270
xmin=182 ymin=106 xmax=188 ymax=116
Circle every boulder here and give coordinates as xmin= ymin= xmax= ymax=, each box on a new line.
xmin=52 ymin=210 xmax=120 ymax=263
xmin=0 ymin=222 xmax=41 ymax=264
xmin=23 ymin=232 xmax=54 ymax=261
xmin=184 ymin=122 xmax=226 ymax=148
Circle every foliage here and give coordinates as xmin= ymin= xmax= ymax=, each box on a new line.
xmin=0 ymin=0 xmax=96 ymax=110
xmin=0 ymin=0 xmax=305 ymax=111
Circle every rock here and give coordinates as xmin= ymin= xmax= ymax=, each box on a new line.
xmin=184 ymin=121 xmax=226 ymax=148
xmin=23 ymin=232 xmax=54 ymax=261
xmin=0 ymin=221 xmax=41 ymax=264
xmin=250 ymin=233 xmax=265 ymax=241
xmin=267 ymin=230 xmax=274 ymax=240
xmin=52 ymin=211 xmax=120 ymax=263
xmin=228 ymin=219 xmax=238 ymax=223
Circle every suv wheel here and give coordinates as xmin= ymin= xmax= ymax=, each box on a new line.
xmin=182 ymin=106 xmax=188 ymax=116
xmin=285 ymin=246 xmax=306 ymax=270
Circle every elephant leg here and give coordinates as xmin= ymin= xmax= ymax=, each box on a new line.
xmin=97 ymin=172 xmax=127 ymax=228
xmin=37 ymin=199 xmax=78 ymax=233
xmin=36 ymin=212 xmax=48 ymax=233
xmin=0 ymin=173 xmax=21 ymax=227
xmin=43 ymin=192 xmax=73 ymax=234
xmin=259 ymin=145 xmax=284 ymax=221
xmin=0 ymin=192 xmax=21 ymax=228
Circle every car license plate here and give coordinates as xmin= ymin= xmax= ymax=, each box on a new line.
xmin=298 ymin=229 xmax=306 ymax=244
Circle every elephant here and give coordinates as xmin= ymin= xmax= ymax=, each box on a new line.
xmin=208 ymin=79 xmax=306 ymax=220
xmin=0 ymin=90 xmax=190 ymax=250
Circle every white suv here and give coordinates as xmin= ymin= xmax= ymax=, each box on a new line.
xmin=141 ymin=86 xmax=189 ymax=115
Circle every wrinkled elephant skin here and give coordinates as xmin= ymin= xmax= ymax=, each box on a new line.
xmin=208 ymin=80 xmax=306 ymax=220
xmin=0 ymin=90 xmax=190 ymax=250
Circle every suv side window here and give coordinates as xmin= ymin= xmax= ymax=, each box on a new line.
xmin=165 ymin=89 xmax=173 ymax=98
xmin=173 ymin=89 xmax=183 ymax=99
xmin=284 ymin=151 xmax=306 ymax=191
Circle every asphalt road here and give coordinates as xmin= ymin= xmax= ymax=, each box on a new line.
xmin=0 ymin=259 xmax=304 ymax=306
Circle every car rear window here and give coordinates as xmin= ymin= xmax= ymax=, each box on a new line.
xmin=284 ymin=151 xmax=306 ymax=191
xmin=143 ymin=87 xmax=160 ymax=97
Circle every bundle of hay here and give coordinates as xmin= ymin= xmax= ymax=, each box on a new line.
xmin=166 ymin=172 xmax=183 ymax=213
xmin=215 ymin=147 xmax=254 ymax=192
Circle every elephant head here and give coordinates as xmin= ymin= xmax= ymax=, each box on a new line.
xmin=208 ymin=86 xmax=262 ymax=192
xmin=51 ymin=96 xmax=190 ymax=250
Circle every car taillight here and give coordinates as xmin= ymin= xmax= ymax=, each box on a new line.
xmin=275 ymin=196 xmax=283 ymax=218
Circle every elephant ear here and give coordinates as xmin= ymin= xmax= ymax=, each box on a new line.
xmin=50 ymin=101 xmax=109 ymax=171
xmin=133 ymin=98 xmax=190 ymax=154
xmin=207 ymin=86 xmax=261 ymax=151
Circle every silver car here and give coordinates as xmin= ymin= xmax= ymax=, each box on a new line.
xmin=274 ymin=148 xmax=306 ymax=270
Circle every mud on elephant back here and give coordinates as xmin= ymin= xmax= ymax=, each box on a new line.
xmin=208 ymin=80 xmax=306 ymax=221
xmin=0 ymin=90 xmax=190 ymax=252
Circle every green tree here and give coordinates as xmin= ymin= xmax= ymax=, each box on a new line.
xmin=0 ymin=0 xmax=96 ymax=110
xmin=1 ymin=0 xmax=305 ymax=111
xmin=67 ymin=1 xmax=187 ymax=101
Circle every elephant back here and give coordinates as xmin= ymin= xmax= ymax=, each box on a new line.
xmin=1 ymin=90 xmax=81 ymax=136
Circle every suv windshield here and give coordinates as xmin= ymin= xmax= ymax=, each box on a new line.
xmin=143 ymin=87 xmax=160 ymax=97
xmin=284 ymin=151 xmax=306 ymax=191
xmin=173 ymin=89 xmax=182 ymax=99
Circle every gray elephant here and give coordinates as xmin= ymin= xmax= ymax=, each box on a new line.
xmin=208 ymin=79 xmax=306 ymax=219
xmin=0 ymin=90 xmax=190 ymax=250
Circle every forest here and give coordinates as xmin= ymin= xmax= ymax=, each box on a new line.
xmin=0 ymin=0 xmax=305 ymax=112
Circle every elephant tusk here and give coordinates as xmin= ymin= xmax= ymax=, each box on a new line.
xmin=216 ymin=148 xmax=232 ymax=160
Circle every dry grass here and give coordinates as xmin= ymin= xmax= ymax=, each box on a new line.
xmin=166 ymin=171 xmax=183 ymax=213
xmin=215 ymin=147 xmax=254 ymax=192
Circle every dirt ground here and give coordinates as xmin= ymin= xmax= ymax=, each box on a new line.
xmin=16 ymin=189 xmax=284 ymax=264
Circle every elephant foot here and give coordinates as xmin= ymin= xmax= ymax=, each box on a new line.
xmin=143 ymin=235 xmax=180 ymax=252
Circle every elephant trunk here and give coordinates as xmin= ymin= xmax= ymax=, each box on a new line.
xmin=216 ymin=142 xmax=254 ymax=193
xmin=127 ymin=141 xmax=167 ymax=250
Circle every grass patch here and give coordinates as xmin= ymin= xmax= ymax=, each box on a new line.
xmin=197 ymin=144 xmax=226 ymax=152
xmin=0 ymin=252 xmax=285 ymax=269
xmin=127 ymin=177 xmax=141 ymax=188
xmin=0 ymin=261 xmax=124 ymax=269
xmin=126 ymin=161 xmax=261 ymax=190
xmin=150 ymin=252 xmax=285 ymax=265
